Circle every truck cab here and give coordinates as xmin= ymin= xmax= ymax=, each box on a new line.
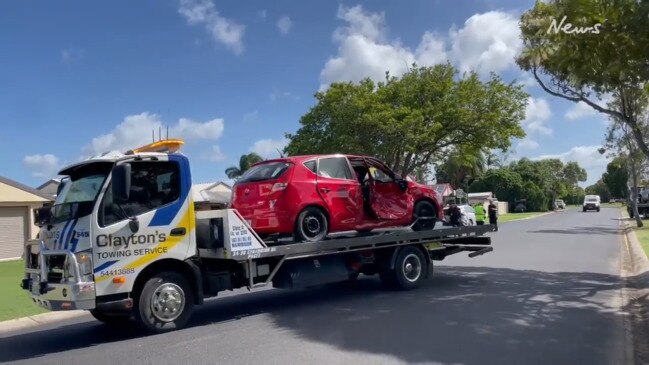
xmin=23 ymin=142 xmax=200 ymax=329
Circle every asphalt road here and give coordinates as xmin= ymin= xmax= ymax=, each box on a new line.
xmin=0 ymin=208 xmax=627 ymax=365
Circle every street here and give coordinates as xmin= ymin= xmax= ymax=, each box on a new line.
xmin=0 ymin=207 xmax=628 ymax=365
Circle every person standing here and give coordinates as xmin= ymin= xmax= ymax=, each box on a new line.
xmin=448 ymin=202 xmax=462 ymax=227
xmin=474 ymin=203 xmax=486 ymax=225
xmin=488 ymin=199 xmax=498 ymax=231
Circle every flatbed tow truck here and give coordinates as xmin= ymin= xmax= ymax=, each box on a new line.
xmin=21 ymin=140 xmax=494 ymax=333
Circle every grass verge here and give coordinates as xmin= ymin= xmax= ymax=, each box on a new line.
xmin=0 ymin=259 xmax=46 ymax=321
xmin=499 ymin=212 xmax=548 ymax=223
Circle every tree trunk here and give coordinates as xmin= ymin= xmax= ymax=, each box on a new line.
xmin=631 ymin=161 xmax=643 ymax=227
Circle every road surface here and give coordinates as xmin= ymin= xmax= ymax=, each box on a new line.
xmin=0 ymin=208 xmax=628 ymax=365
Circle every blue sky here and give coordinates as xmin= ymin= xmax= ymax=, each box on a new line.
xmin=0 ymin=0 xmax=611 ymax=188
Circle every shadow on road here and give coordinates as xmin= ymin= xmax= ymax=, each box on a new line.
xmin=1 ymin=266 xmax=643 ymax=364
xmin=528 ymin=226 xmax=622 ymax=235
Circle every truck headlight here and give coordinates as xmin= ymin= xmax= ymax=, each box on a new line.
xmin=75 ymin=250 xmax=93 ymax=282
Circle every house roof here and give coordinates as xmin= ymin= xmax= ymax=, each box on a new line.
xmin=36 ymin=178 xmax=61 ymax=190
xmin=429 ymin=183 xmax=454 ymax=196
xmin=0 ymin=175 xmax=54 ymax=201
xmin=192 ymin=182 xmax=232 ymax=204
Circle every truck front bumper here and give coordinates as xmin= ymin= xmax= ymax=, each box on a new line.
xmin=22 ymin=241 xmax=96 ymax=311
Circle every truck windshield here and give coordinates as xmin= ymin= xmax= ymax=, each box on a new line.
xmin=51 ymin=162 xmax=113 ymax=224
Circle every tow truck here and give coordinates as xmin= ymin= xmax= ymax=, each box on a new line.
xmin=21 ymin=139 xmax=495 ymax=332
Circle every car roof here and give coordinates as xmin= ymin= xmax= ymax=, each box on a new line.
xmin=254 ymin=154 xmax=376 ymax=165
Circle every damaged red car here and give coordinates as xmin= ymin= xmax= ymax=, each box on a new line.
xmin=230 ymin=154 xmax=445 ymax=242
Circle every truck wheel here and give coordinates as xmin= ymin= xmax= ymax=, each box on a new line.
xmin=380 ymin=246 xmax=428 ymax=290
xmin=597 ymin=207 xmax=600 ymax=212
xmin=135 ymin=272 xmax=194 ymax=333
xmin=412 ymin=201 xmax=437 ymax=231
xmin=89 ymin=309 xmax=131 ymax=326
xmin=294 ymin=207 xmax=328 ymax=242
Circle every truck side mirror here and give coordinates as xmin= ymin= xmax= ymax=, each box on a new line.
xmin=111 ymin=163 xmax=132 ymax=203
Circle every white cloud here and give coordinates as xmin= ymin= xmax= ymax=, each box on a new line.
xmin=320 ymin=7 xmax=448 ymax=88
xmin=242 ymin=110 xmax=259 ymax=123
xmin=522 ymin=97 xmax=553 ymax=136
xmin=534 ymin=146 xmax=610 ymax=186
xmin=517 ymin=138 xmax=540 ymax=150
xmin=178 ymin=0 xmax=245 ymax=54
xmin=61 ymin=48 xmax=83 ymax=64
xmin=564 ymin=95 xmax=613 ymax=122
xmin=207 ymin=145 xmax=226 ymax=161
xmin=250 ymin=138 xmax=288 ymax=159
xmin=84 ymin=112 xmax=225 ymax=156
xmin=449 ymin=11 xmax=521 ymax=74
xmin=269 ymin=91 xmax=300 ymax=102
xmin=23 ymin=154 xmax=61 ymax=177
xmin=258 ymin=10 xmax=267 ymax=22
xmin=277 ymin=15 xmax=293 ymax=35
xmin=319 ymin=6 xmax=519 ymax=89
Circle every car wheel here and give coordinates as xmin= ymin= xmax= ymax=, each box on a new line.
xmin=135 ymin=272 xmax=194 ymax=333
xmin=412 ymin=201 xmax=437 ymax=231
xmin=294 ymin=207 xmax=329 ymax=242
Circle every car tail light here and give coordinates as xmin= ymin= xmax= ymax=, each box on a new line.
xmin=272 ymin=183 xmax=288 ymax=192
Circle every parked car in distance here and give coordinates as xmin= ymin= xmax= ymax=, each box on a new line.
xmin=443 ymin=204 xmax=477 ymax=226
xmin=583 ymin=195 xmax=601 ymax=212
xmin=513 ymin=199 xmax=527 ymax=213
xmin=555 ymin=199 xmax=566 ymax=209
xmin=230 ymin=154 xmax=445 ymax=242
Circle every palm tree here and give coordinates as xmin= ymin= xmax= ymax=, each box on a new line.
xmin=436 ymin=148 xmax=486 ymax=190
xmin=225 ymin=153 xmax=264 ymax=180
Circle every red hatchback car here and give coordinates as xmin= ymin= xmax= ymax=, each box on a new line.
xmin=230 ymin=154 xmax=445 ymax=242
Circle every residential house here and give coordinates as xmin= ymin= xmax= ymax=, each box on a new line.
xmin=0 ymin=176 xmax=53 ymax=260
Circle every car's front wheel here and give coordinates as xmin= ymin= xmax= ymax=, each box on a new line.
xmin=412 ymin=201 xmax=437 ymax=231
xmin=135 ymin=272 xmax=194 ymax=333
xmin=294 ymin=206 xmax=329 ymax=242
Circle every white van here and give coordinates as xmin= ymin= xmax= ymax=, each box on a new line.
xmin=583 ymin=195 xmax=601 ymax=212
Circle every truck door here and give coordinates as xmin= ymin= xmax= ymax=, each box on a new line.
xmin=93 ymin=155 xmax=194 ymax=293
xmin=315 ymin=156 xmax=363 ymax=231
xmin=366 ymin=159 xmax=409 ymax=220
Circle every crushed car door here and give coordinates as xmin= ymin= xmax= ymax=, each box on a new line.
xmin=366 ymin=159 xmax=409 ymax=220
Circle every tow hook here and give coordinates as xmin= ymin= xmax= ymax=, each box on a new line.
xmin=39 ymin=282 xmax=55 ymax=294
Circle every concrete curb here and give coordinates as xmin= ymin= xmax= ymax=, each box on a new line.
xmin=620 ymin=217 xmax=649 ymax=365
xmin=0 ymin=310 xmax=89 ymax=337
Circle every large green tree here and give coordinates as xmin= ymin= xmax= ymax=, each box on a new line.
xmin=602 ymin=157 xmax=629 ymax=199
xmin=285 ymin=64 xmax=528 ymax=177
xmin=517 ymin=0 xmax=649 ymax=159
xmin=225 ymin=153 xmax=264 ymax=180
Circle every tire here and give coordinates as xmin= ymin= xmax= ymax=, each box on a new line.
xmin=412 ymin=201 xmax=437 ymax=231
xmin=294 ymin=207 xmax=328 ymax=242
xmin=583 ymin=208 xmax=586 ymax=212
xmin=380 ymin=246 xmax=428 ymax=290
xmin=135 ymin=272 xmax=194 ymax=333
xmin=597 ymin=208 xmax=600 ymax=212
xmin=90 ymin=309 xmax=132 ymax=326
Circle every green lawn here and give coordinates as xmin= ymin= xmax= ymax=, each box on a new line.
xmin=0 ymin=260 xmax=46 ymax=321
xmin=633 ymin=226 xmax=649 ymax=258
xmin=499 ymin=212 xmax=548 ymax=222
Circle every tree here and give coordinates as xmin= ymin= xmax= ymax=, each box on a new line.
xmin=602 ymin=157 xmax=629 ymax=199
xmin=435 ymin=147 xmax=486 ymax=190
xmin=225 ymin=153 xmax=264 ymax=180
xmin=517 ymin=0 xmax=649 ymax=160
xmin=585 ymin=180 xmax=611 ymax=202
xmin=285 ymin=64 xmax=528 ymax=177
xmin=468 ymin=168 xmax=524 ymax=203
